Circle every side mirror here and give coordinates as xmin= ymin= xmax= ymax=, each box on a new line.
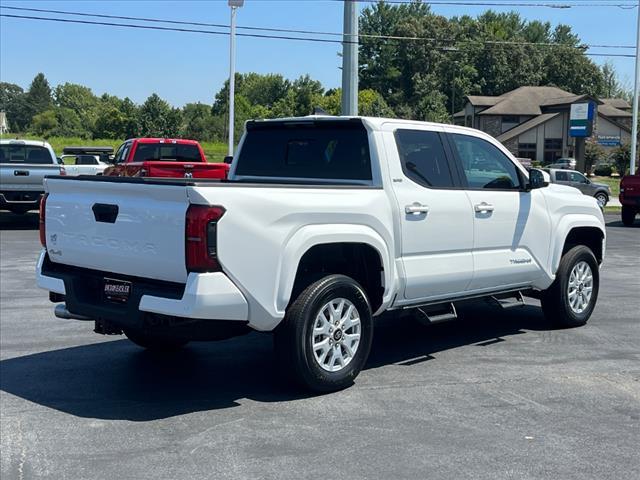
xmin=526 ymin=168 xmax=547 ymax=190
xmin=223 ymin=155 xmax=233 ymax=165
xmin=57 ymin=157 xmax=64 ymax=165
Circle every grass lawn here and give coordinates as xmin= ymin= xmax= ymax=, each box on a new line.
xmin=591 ymin=176 xmax=621 ymax=198
xmin=1 ymin=133 xmax=228 ymax=163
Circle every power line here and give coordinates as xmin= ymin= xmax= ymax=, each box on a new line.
xmin=0 ymin=12 xmax=635 ymax=58
xmin=0 ymin=5 xmax=634 ymax=50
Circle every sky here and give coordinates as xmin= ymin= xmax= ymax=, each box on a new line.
xmin=0 ymin=0 xmax=637 ymax=107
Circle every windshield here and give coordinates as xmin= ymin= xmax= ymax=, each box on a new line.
xmin=0 ymin=145 xmax=53 ymax=164
xmin=132 ymin=143 xmax=202 ymax=162
xmin=235 ymin=121 xmax=372 ymax=182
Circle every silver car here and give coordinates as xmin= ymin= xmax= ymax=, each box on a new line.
xmin=547 ymin=168 xmax=611 ymax=208
xmin=547 ymin=157 xmax=576 ymax=170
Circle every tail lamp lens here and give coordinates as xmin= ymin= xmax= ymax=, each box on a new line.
xmin=185 ymin=205 xmax=225 ymax=272
xmin=39 ymin=193 xmax=48 ymax=248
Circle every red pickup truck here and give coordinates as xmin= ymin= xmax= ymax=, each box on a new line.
xmin=104 ymin=138 xmax=229 ymax=179
xmin=620 ymin=174 xmax=640 ymax=226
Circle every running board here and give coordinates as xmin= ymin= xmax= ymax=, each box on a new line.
xmin=490 ymin=291 xmax=526 ymax=309
xmin=416 ymin=302 xmax=457 ymax=324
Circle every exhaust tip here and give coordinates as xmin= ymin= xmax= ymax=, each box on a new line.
xmin=54 ymin=304 xmax=92 ymax=321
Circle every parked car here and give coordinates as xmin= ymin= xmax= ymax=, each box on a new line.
xmin=60 ymin=146 xmax=113 ymax=176
xmin=620 ymin=173 xmax=640 ymax=226
xmin=547 ymin=157 xmax=576 ymax=170
xmin=37 ymin=117 xmax=605 ymax=392
xmin=104 ymin=138 xmax=229 ymax=179
xmin=545 ymin=168 xmax=611 ymax=208
xmin=0 ymin=139 xmax=65 ymax=214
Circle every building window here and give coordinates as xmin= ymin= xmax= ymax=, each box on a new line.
xmin=544 ymin=138 xmax=563 ymax=163
xmin=501 ymin=116 xmax=520 ymax=133
xmin=518 ymin=143 xmax=536 ymax=160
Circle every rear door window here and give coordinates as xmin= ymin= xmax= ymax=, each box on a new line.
xmin=0 ymin=145 xmax=53 ymax=164
xmin=394 ymin=129 xmax=455 ymax=188
xmin=235 ymin=121 xmax=372 ymax=182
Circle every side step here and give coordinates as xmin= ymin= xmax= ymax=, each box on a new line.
xmin=490 ymin=291 xmax=526 ymax=309
xmin=416 ymin=302 xmax=457 ymax=325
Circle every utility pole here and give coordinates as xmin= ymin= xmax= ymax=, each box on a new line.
xmin=630 ymin=0 xmax=640 ymax=175
xmin=227 ymin=0 xmax=244 ymax=157
xmin=341 ymin=0 xmax=358 ymax=116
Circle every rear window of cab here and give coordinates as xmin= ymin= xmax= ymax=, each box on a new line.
xmin=235 ymin=121 xmax=372 ymax=182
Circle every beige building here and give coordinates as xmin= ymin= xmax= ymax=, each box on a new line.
xmin=454 ymin=86 xmax=632 ymax=163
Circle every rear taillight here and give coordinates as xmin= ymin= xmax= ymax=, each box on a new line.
xmin=59 ymin=166 xmax=67 ymax=176
xmin=39 ymin=193 xmax=48 ymax=248
xmin=185 ymin=205 xmax=225 ymax=272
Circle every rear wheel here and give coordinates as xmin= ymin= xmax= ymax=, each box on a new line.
xmin=594 ymin=192 xmax=608 ymax=209
xmin=275 ymin=274 xmax=373 ymax=392
xmin=621 ymin=206 xmax=636 ymax=226
xmin=124 ymin=329 xmax=188 ymax=351
xmin=541 ymin=245 xmax=599 ymax=328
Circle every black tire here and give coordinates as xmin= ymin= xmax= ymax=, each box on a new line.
xmin=124 ymin=329 xmax=189 ymax=351
xmin=541 ymin=245 xmax=599 ymax=328
xmin=594 ymin=192 xmax=608 ymax=209
xmin=274 ymin=274 xmax=373 ymax=392
xmin=621 ymin=206 xmax=636 ymax=227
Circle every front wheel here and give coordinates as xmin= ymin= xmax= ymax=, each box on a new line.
xmin=621 ymin=206 xmax=636 ymax=226
xmin=594 ymin=192 xmax=608 ymax=209
xmin=124 ymin=329 xmax=189 ymax=351
xmin=275 ymin=274 xmax=373 ymax=392
xmin=541 ymin=245 xmax=599 ymax=328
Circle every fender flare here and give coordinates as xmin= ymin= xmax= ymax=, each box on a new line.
xmin=549 ymin=214 xmax=606 ymax=275
xmin=274 ymin=224 xmax=396 ymax=316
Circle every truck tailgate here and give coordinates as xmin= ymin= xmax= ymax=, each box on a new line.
xmin=1 ymin=164 xmax=61 ymax=190
xmin=127 ymin=162 xmax=229 ymax=179
xmin=44 ymin=177 xmax=190 ymax=283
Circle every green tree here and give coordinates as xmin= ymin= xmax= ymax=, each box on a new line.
xmin=182 ymin=102 xmax=217 ymax=141
xmin=54 ymin=107 xmax=88 ymax=137
xmin=139 ymin=93 xmax=181 ymax=137
xmin=54 ymin=83 xmax=98 ymax=130
xmin=611 ymin=143 xmax=631 ymax=175
xmin=25 ymin=73 xmax=52 ymax=121
xmin=0 ymin=82 xmax=29 ymax=132
xmin=30 ymin=109 xmax=58 ymax=137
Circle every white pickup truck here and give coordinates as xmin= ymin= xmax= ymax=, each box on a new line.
xmin=37 ymin=117 xmax=605 ymax=391
xmin=1 ymin=139 xmax=64 ymax=214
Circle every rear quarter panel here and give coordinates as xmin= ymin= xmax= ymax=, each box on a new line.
xmin=187 ymin=185 xmax=396 ymax=331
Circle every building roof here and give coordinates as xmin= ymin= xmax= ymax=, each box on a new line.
xmin=467 ymin=96 xmax=501 ymax=107
xmin=476 ymin=86 xmax=576 ymax=116
xmin=496 ymin=112 xmax=560 ymax=142
xmin=453 ymin=109 xmax=466 ymax=118
xmin=599 ymin=103 xmax=632 ymax=118
xmin=601 ymin=98 xmax=631 ymax=110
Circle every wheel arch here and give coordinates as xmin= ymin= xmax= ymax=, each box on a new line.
xmin=551 ymin=216 xmax=605 ymax=274
xmin=276 ymin=225 xmax=396 ymax=316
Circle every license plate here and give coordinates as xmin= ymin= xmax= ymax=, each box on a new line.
xmin=103 ymin=278 xmax=131 ymax=303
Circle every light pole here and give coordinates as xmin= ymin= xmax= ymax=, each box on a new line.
xmin=341 ymin=0 xmax=358 ymax=116
xmin=227 ymin=0 xmax=244 ymax=157
xmin=630 ymin=0 xmax=639 ymax=175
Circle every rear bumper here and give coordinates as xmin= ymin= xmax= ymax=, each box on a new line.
xmin=36 ymin=251 xmax=249 ymax=330
xmin=1 ymin=191 xmax=43 ymax=210
xmin=619 ymin=195 xmax=640 ymax=208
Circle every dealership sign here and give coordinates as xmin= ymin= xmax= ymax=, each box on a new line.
xmin=597 ymin=135 xmax=621 ymax=147
xmin=569 ymin=102 xmax=596 ymax=137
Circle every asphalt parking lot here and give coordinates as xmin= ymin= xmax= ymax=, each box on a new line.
xmin=1 ymin=212 xmax=638 ymax=480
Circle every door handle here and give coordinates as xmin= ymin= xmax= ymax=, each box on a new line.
xmin=474 ymin=202 xmax=495 ymax=213
xmin=405 ymin=203 xmax=430 ymax=215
